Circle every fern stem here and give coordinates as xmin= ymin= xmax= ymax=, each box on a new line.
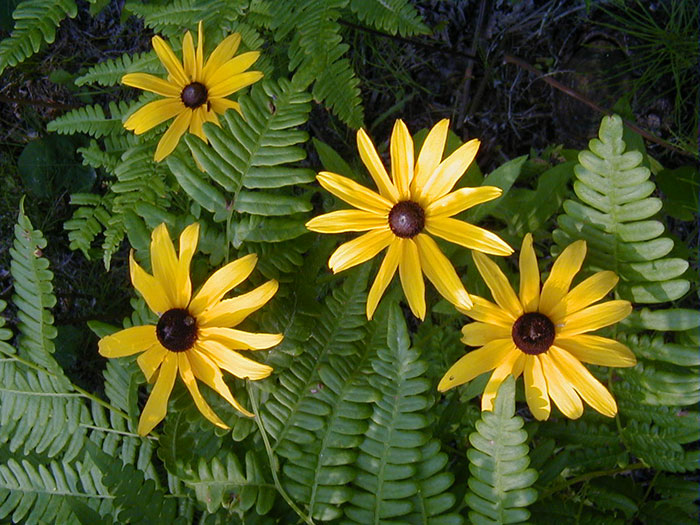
xmin=248 ymin=382 xmax=316 ymax=525
xmin=539 ymin=462 xmax=647 ymax=499
xmin=0 ymin=349 xmax=130 ymax=421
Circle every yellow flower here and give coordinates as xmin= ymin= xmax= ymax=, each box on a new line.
xmin=438 ymin=234 xmax=636 ymax=420
xmin=98 ymin=223 xmax=281 ymax=436
xmin=121 ymin=22 xmax=263 ymax=162
xmin=306 ymin=119 xmax=513 ymax=320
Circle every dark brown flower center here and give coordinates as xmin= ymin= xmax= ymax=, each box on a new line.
xmin=512 ymin=312 xmax=555 ymax=355
xmin=388 ymin=201 xmax=425 ymax=238
xmin=156 ymin=308 xmax=198 ymax=352
xmin=181 ymin=82 xmax=208 ymax=108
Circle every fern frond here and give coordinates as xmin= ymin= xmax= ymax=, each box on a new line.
xmin=0 ymin=454 xmax=110 ymax=525
xmin=464 ymin=375 xmax=538 ymax=524
xmin=263 ymin=267 xmax=369 ymax=457
xmin=64 ymin=193 xmax=113 ymax=260
xmin=75 ymin=50 xmax=161 ymax=87
xmin=270 ymin=0 xmax=364 ymax=127
xmin=185 ymin=451 xmax=275 ymax=515
xmin=349 ymin=0 xmax=429 ymax=36
xmin=344 ymin=304 xmax=460 ymax=523
xmin=621 ymin=421 xmax=700 ymax=472
xmin=0 ymin=0 xmax=77 ymax=75
xmin=280 ymin=310 xmax=378 ymax=521
xmin=0 ymin=361 xmax=87 ymax=460
xmin=127 ymin=0 xmax=227 ymax=34
xmin=10 ymin=201 xmax=62 ymax=376
xmin=554 ymin=114 xmax=689 ymax=304
xmin=46 ymin=102 xmax=127 ymax=139
xmin=86 ymin=442 xmax=185 ymax=524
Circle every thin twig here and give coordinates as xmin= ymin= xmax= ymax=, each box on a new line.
xmin=0 ymin=94 xmax=79 ymax=110
xmin=503 ymin=54 xmax=695 ymax=157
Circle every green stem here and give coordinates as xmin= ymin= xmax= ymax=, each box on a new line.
xmin=539 ymin=462 xmax=647 ymax=500
xmin=248 ymin=382 xmax=315 ymax=525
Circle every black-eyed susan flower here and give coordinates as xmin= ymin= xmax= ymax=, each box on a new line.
xmin=98 ymin=223 xmax=281 ymax=436
xmin=306 ymin=119 xmax=513 ymax=320
xmin=121 ymin=22 xmax=263 ymax=162
xmin=438 ymin=233 xmax=636 ymax=420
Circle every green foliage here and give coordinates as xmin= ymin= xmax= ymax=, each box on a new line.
xmin=46 ymin=102 xmax=128 ymax=139
xmin=464 ymin=376 xmax=538 ymax=524
xmin=0 ymin=0 xmax=77 ymax=75
xmin=349 ymin=0 xmax=429 ymax=37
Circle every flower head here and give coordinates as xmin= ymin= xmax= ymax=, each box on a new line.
xmin=121 ymin=22 xmax=263 ymax=162
xmin=438 ymin=234 xmax=636 ymax=420
xmin=306 ymin=119 xmax=513 ymax=320
xmin=98 ymin=223 xmax=281 ymax=435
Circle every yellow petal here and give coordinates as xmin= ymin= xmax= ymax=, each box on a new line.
xmin=415 ymin=233 xmax=471 ymax=310
xmin=151 ymin=35 xmax=188 ymax=87
xmin=203 ymin=106 xmax=220 ymax=125
xmin=426 ymin=217 xmax=513 ymax=256
xmin=123 ymin=98 xmax=184 ymax=134
xmin=198 ymin=280 xmax=279 ymax=328
xmin=540 ymin=352 xmax=583 ymax=419
xmin=154 ymin=110 xmax=191 ymax=162
xmin=390 ymin=119 xmax=414 ymax=200
xmin=317 ymin=172 xmax=393 ymax=215
xmin=524 ymin=356 xmax=550 ymax=420
xmin=182 ymin=30 xmax=196 ymax=80
xmin=197 ymin=339 xmax=273 ymax=380
xmin=462 ymin=295 xmax=517 ymax=327
xmin=208 ymin=69 xmax=263 ymax=99
xmin=138 ymin=352 xmax=178 ymax=436
xmin=178 ymin=353 xmax=228 ymax=429
xmin=195 ymin=21 xmax=204 ymax=80
xmin=121 ymin=73 xmax=181 ymax=97
xmin=461 ymin=322 xmax=510 ymax=346
xmin=150 ymin=223 xmax=182 ymax=308
xmin=202 ymin=33 xmax=241 ymax=82
xmin=518 ymin=233 xmax=540 ymax=313
xmin=419 ymin=138 xmax=480 ymax=202
xmin=412 ymin=119 xmax=449 ymax=197
xmin=306 ymin=209 xmax=388 ymax=233
xmin=357 ymin=128 xmax=400 ymax=202
xmin=188 ymin=106 xmax=207 ymax=141
xmin=189 ymin=253 xmax=258 ymax=316
xmin=554 ymin=335 xmax=636 ymax=367
xmin=137 ymin=344 xmax=168 ymax=382
xmin=538 ymin=239 xmax=586 ymax=315
xmin=99 ymin=325 xmax=157 ymax=358
xmin=366 ymin=239 xmax=400 ymax=320
xmin=199 ymin=326 xmax=283 ymax=350
xmin=209 ymin=97 xmax=241 ymax=115
xmin=398 ymin=238 xmax=425 ymax=320
xmin=438 ymin=338 xmax=516 ymax=391
xmin=188 ymin=349 xmax=254 ymax=417
xmin=425 ymin=186 xmax=502 ymax=218
xmin=557 ymin=300 xmax=632 ymax=337
xmin=129 ymin=251 xmax=170 ymax=314
xmin=550 ymin=347 xmax=618 ymax=417
xmin=472 ymin=251 xmax=523 ymax=318
xmin=176 ymin=222 xmax=199 ymax=308
xmin=481 ymin=350 xmax=525 ymax=411
xmin=548 ymin=271 xmax=619 ymax=322
xmin=328 ymin=228 xmax=393 ymax=273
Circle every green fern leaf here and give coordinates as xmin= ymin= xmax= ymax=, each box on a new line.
xmin=75 ymin=50 xmax=161 ymax=87
xmin=86 ymin=442 xmax=186 ymax=524
xmin=554 ymin=114 xmax=689 ymax=304
xmin=185 ymin=451 xmax=275 ymax=515
xmin=46 ymin=101 xmax=127 ymax=139
xmin=350 ymin=0 xmax=429 ymax=36
xmin=0 ymin=0 xmax=77 ymax=75
xmin=10 ymin=201 xmax=62 ymax=375
xmin=344 ymin=304 xmax=460 ymax=523
xmin=0 ymin=454 xmax=111 ymax=524
xmin=64 ymin=193 xmax=113 ymax=259
xmin=464 ymin=375 xmax=538 ymax=525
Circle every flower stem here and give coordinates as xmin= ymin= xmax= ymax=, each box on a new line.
xmin=248 ymin=382 xmax=315 ymax=525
